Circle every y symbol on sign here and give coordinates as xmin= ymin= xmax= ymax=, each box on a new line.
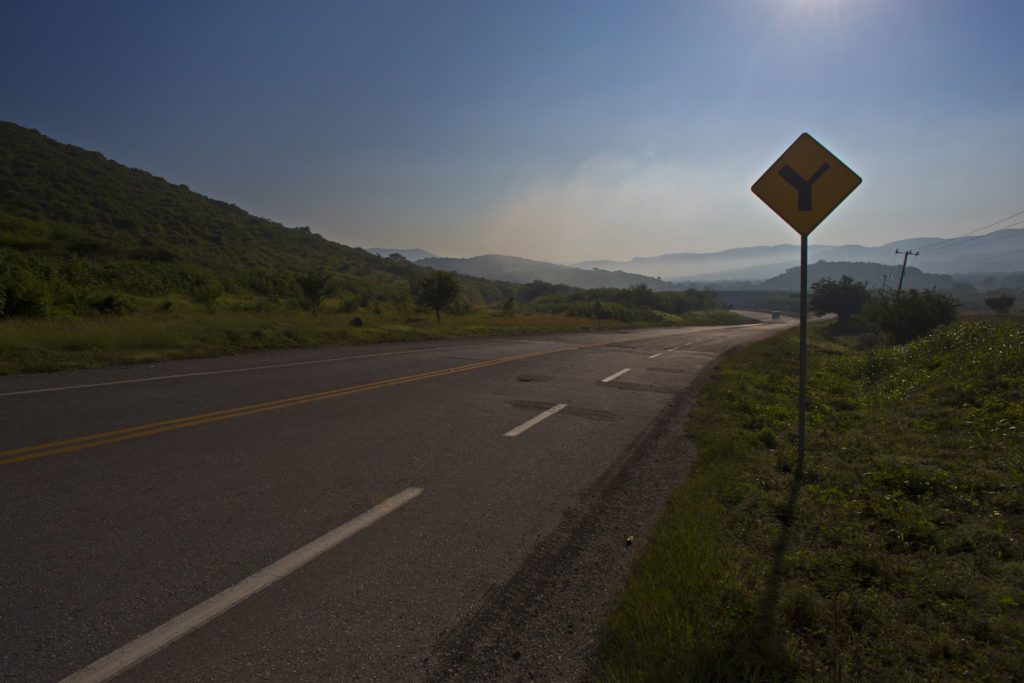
xmin=778 ymin=163 xmax=830 ymax=211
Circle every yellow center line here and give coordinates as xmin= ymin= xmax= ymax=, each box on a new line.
xmin=2 ymin=333 xmax=687 ymax=467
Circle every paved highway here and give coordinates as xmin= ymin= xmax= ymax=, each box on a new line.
xmin=1 ymin=316 xmax=791 ymax=681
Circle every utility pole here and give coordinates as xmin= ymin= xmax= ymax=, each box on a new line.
xmin=879 ymin=273 xmax=890 ymax=294
xmin=894 ymin=249 xmax=919 ymax=298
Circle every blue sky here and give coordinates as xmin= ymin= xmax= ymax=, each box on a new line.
xmin=3 ymin=1 xmax=1023 ymax=262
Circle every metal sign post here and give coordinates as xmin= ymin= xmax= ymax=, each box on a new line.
xmin=752 ymin=133 xmax=861 ymax=468
xmin=798 ymin=234 xmax=807 ymax=466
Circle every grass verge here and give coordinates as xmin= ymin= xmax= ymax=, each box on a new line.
xmin=0 ymin=307 xmax=752 ymax=374
xmin=599 ymin=320 xmax=1023 ymax=681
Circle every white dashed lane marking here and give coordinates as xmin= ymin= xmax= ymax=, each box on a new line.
xmin=504 ymin=404 xmax=568 ymax=437
xmin=601 ymin=368 xmax=631 ymax=383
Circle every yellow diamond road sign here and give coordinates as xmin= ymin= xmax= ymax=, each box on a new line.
xmin=752 ymin=132 xmax=861 ymax=236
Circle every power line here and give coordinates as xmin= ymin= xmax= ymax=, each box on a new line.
xmin=916 ymin=225 xmax=1024 ymax=267
xmin=919 ymin=218 xmax=1024 ymax=255
xmin=918 ymin=209 xmax=1024 ymax=252
xmin=954 ymin=244 xmax=1024 ymax=273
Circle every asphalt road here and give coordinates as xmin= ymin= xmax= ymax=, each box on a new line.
xmin=1 ymin=315 xmax=792 ymax=681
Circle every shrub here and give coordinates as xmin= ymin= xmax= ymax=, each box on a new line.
xmin=870 ymin=290 xmax=959 ymax=343
xmin=337 ymin=295 xmax=359 ymax=313
xmin=190 ymin=276 xmax=224 ymax=305
xmin=0 ymin=265 xmax=50 ymax=317
xmin=567 ymin=300 xmax=636 ymax=321
xmin=446 ymin=297 xmax=471 ymax=316
xmin=90 ymin=293 xmax=133 ymax=315
xmin=856 ymin=332 xmax=882 ymax=350
xmin=984 ymin=294 xmax=1015 ymax=315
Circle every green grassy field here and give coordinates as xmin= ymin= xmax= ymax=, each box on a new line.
xmin=0 ymin=301 xmax=749 ymax=374
xmin=599 ymin=320 xmax=1023 ymax=681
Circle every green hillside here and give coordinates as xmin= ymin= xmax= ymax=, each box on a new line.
xmin=0 ymin=121 xmax=745 ymax=373
xmin=0 ymin=121 xmax=510 ymax=313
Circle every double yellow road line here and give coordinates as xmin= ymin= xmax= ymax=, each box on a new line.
xmin=1 ymin=339 xmax=627 ymax=467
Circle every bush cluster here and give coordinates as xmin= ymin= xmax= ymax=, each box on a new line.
xmin=866 ymin=290 xmax=960 ymax=343
xmin=0 ymin=259 xmax=50 ymax=317
xmin=808 ymin=273 xmax=960 ymax=344
xmin=525 ymin=282 xmax=720 ymax=321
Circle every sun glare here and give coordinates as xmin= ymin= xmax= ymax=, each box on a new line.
xmin=772 ymin=0 xmax=874 ymax=39
xmin=782 ymin=0 xmax=873 ymax=20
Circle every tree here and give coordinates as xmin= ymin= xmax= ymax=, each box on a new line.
xmin=984 ymin=294 xmax=1015 ymax=315
xmin=417 ymin=271 xmax=461 ymax=322
xmin=809 ymin=275 xmax=869 ymax=328
xmin=295 ymin=269 xmax=335 ymax=314
xmin=626 ymin=283 xmax=658 ymax=309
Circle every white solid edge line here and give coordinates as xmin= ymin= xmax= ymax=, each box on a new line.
xmin=601 ymin=368 xmax=631 ymax=383
xmin=504 ymin=403 xmax=568 ymax=437
xmin=648 ymin=353 xmax=662 ymax=359
xmin=61 ymin=487 xmax=424 ymax=683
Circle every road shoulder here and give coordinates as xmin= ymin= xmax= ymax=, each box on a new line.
xmin=424 ymin=353 xmax=726 ymax=681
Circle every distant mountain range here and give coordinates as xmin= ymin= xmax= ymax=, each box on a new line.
xmin=382 ymin=230 xmax=1022 ymax=293
xmin=573 ymin=231 xmax=1024 ymax=280
xmin=416 ymin=254 xmax=682 ymax=291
